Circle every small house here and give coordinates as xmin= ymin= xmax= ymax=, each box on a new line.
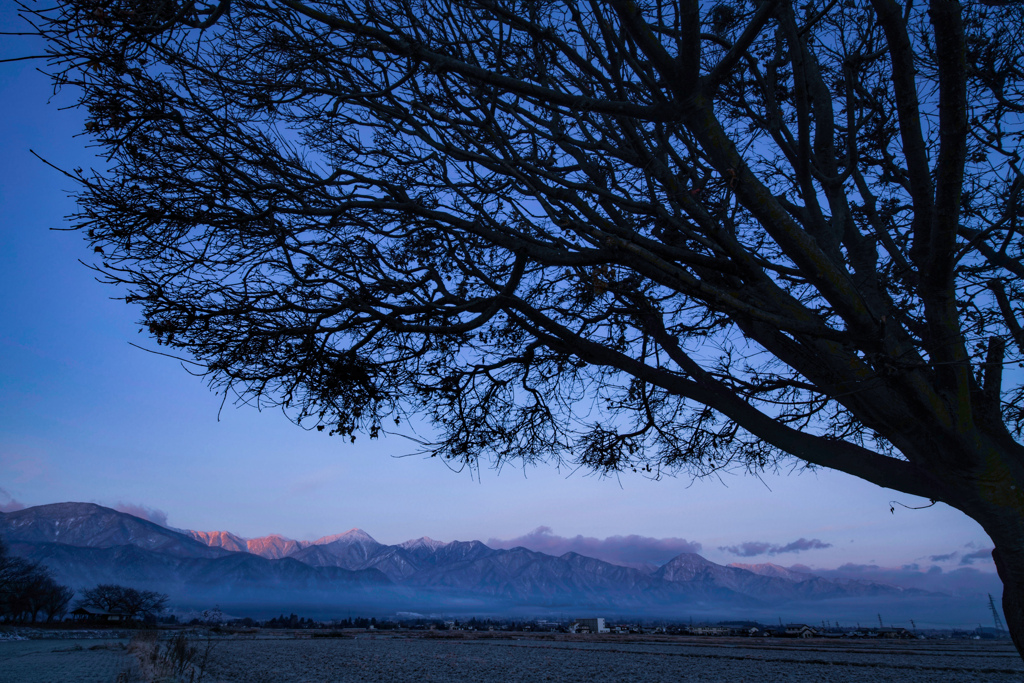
xmin=783 ymin=624 xmax=818 ymax=638
xmin=70 ymin=607 xmax=126 ymax=623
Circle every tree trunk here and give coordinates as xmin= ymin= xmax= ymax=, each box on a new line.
xmin=993 ymin=546 xmax=1024 ymax=654
xmin=955 ymin=447 xmax=1024 ymax=660
xmin=923 ymin=432 xmax=1024 ymax=661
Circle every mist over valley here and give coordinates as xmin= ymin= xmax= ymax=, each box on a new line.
xmin=0 ymin=502 xmax=1000 ymax=628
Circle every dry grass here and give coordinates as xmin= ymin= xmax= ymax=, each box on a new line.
xmin=124 ymin=630 xmax=217 ymax=683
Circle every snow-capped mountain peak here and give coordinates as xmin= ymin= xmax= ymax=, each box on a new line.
xmin=398 ymin=536 xmax=447 ymax=551
xmin=727 ymin=562 xmax=814 ymax=582
xmin=1 ymin=503 xmax=952 ymax=619
xmin=312 ymin=528 xmax=379 ymax=546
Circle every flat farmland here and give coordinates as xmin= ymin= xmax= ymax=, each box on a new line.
xmin=2 ymin=633 xmax=1021 ymax=682
xmin=0 ymin=639 xmax=134 ymax=683
xmin=200 ymin=634 xmax=1022 ymax=683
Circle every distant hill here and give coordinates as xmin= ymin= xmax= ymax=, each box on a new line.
xmin=0 ymin=503 xmax=945 ymax=618
xmin=0 ymin=503 xmax=227 ymax=558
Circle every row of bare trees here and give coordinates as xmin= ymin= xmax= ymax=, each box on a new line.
xmin=1 ymin=537 xmax=170 ymax=624
xmin=0 ymin=538 xmax=74 ymax=623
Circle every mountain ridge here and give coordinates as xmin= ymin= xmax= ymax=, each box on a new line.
xmin=0 ymin=503 xmax=229 ymax=559
xmin=0 ymin=503 xmax=945 ymax=617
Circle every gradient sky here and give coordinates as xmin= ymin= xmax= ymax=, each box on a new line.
xmin=0 ymin=6 xmax=1000 ymax=589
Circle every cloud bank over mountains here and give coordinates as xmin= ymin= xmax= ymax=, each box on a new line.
xmin=478 ymin=527 xmax=948 ymax=578
xmin=23 ymin=498 xmax=996 ymax=598
xmin=112 ymin=502 xmax=171 ymax=528
xmin=0 ymin=488 xmax=25 ymax=513
xmin=0 ymin=503 xmax=1005 ymax=627
xmin=467 ymin=529 xmax=998 ymax=597
xmin=925 ymin=548 xmax=996 ymax=566
xmin=792 ymin=561 xmax=1002 ymax=598
xmin=486 ymin=526 xmax=702 ymax=568
xmin=719 ymin=538 xmax=834 ymax=557
xmin=960 ymin=548 xmax=996 ymax=565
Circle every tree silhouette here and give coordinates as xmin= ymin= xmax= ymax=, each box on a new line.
xmin=0 ymin=537 xmax=73 ymax=623
xmin=20 ymin=0 xmax=1024 ymax=656
xmin=79 ymin=583 xmax=168 ymax=620
xmin=40 ymin=582 xmax=75 ymax=623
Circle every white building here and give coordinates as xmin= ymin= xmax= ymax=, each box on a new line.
xmin=572 ymin=618 xmax=609 ymax=634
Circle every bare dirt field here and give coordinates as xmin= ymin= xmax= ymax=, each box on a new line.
xmin=202 ymin=633 xmax=1024 ymax=683
xmin=1 ymin=632 xmax=1021 ymax=682
xmin=0 ymin=639 xmax=135 ymax=683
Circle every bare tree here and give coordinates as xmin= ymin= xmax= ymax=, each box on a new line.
xmin=0 ymin=538 xmax=72 ymax=623
xmin=77 ymin=583 xmax=122 ymax=613
xmin=79 ymin=583 xmax=168 ymax=620
xmin=40 ymin=582 xmax=75 ymax=623
xmin=19 ymin=0 xmax=1024 ymax=655
xmin=0 ymin=539 xmax=41 ymax=623
xmin=116 ymin=587 xmax=169 ymax=620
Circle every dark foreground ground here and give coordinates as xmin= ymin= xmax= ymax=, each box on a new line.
xmin=1 ymin=631 xmax=1021 ymax=682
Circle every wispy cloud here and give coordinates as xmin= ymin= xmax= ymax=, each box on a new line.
xmin=487 ymin=526 xmax=702 ymax=567
xmin=960 ymin=548 xmax=994 ymax=566
xmin=0 ymin=452 xmax=50 ymax=484
xmin=803 ymin=561 xmax=1001 ymax=596
xmin=929 ymin=552 xmax=958 ymax=562
xmin=920 ymin=546 xmax=993 ymax=566
xmin=720 ymin=541 xmax=772 ymax=557
xmin=0 ymin=488 xmax=25 ymax=513
xmin=284 ymin=465 xmax=346 ymax=498
xmin=719 ymin=537 xmax=832 ymax=557
xmin=113 ymin=502 xmax=169 ymax=527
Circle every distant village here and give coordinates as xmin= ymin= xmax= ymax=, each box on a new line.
xmin=126 ymin=612 xmax=1006 ymax=642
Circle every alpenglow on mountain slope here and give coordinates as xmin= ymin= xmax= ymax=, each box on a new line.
xmin=0 ymin=503 xmax=955 ymax=621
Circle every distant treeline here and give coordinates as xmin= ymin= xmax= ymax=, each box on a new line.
xmin=175 ymin=613 xmax=532 ymax=632
xmin=165 ymin=612 xmax=1003 ymax=640
xmin=0 ymin=537 xmax=74 ymax=623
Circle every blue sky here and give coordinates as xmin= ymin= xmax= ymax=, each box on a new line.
xmin=0 ymin=5 xmax=1000 ymax=596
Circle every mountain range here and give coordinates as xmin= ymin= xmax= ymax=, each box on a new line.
xmin=0 ymin=503 xmax=945 ymax=619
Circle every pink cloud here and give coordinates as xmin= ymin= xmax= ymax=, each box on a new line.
xmin=0 ymin=488 xmax=25 ymax=513
xmin=487 ymin=526 xmax=702 ymax=567
xmin=0 ymin=452 xmax=50 ymax=484
xmin=113 ymin=502 xmax=170 ymax=527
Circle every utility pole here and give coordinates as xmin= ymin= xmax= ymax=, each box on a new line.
xmin=989 ymin=594 xmax=1006 ymax=634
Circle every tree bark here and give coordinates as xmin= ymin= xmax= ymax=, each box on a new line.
xmin=950 ymin=437 xmax=1024 ymax=656
xmin=993 ymin=545 xmax=1024 ymax=652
